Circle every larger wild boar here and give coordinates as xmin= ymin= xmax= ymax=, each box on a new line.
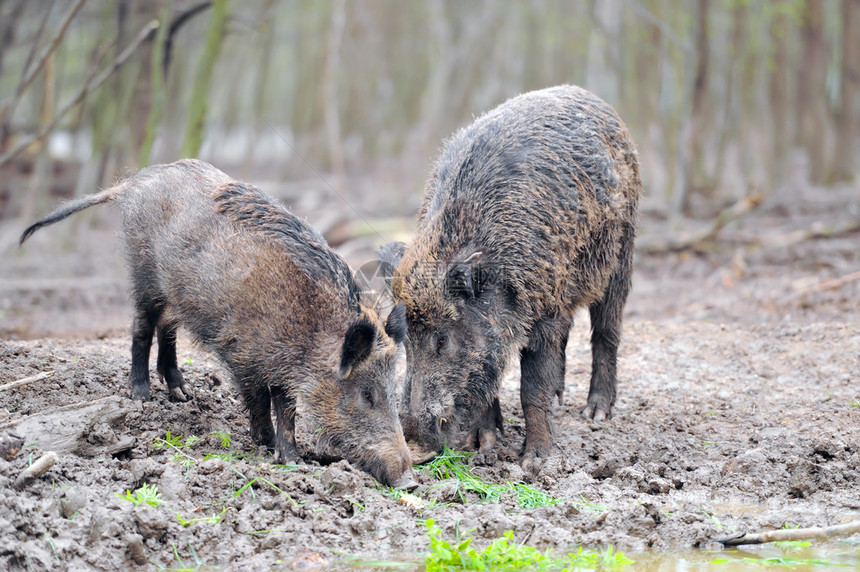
xmin=383 ymin=85 xmax=641 ymax=470
xmin=20 ymin=159 xmax=416 ymax=489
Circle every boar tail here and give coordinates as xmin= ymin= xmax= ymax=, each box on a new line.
xmin=19 ymin=184 xmax=124 ymax=245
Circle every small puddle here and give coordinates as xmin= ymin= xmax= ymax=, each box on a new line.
xmin=325 ymin=543 xmax=860 ymax=571
xmin=628 ymin=544 xmax=860 ymax=571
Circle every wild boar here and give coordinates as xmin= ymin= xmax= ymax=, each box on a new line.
xmin=20 ymin=159 xmax=416 ymax=488
xmin=382 ymin=85 xmax=641 ymax=471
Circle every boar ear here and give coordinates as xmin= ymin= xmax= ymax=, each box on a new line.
xmin=446 ymin=251 xmax=483 ymax=301
xmin=384 ymin=302 xmax=407 ymax=344
xmin=340 ymin=319 xmax=377 ymax=375
xmin=376 ymin=241 xmax=407 ymax=287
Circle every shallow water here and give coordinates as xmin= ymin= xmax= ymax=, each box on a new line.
xmin=328 ymin=543 xmax=860 ymax=571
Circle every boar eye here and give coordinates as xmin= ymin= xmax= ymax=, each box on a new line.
xmin=436 ymin=334 xmax=447 ymax=352
xmin=361 ymin=388 xmax=373 ymax=405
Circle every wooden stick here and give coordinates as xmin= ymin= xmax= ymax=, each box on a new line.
xmin=716 ymin=520 xmax=860 ymax=546
xmin=13 ymin=451 xmax=59 ymax=489
xmin=0 ymin=370 xmax=55 ymax=392
xmin=786 ymin=269 xmax=860 ymax=302
xmin=762 ymin=219 xmax=860 ymax=249
xmin=802 ymin=269 xmax=860 ymax=294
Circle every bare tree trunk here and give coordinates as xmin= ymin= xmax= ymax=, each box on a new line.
xmin=322 ymin=0 xmax=346 ymax=176
xmin=406 ymin=0 xmax=452 ymax=158
xmin=586 ymin=0 xmax=621 ymax=105
xmin=712 ymin=0 xmax=744 ymax=192
xmin=20 ymin=53 xmax=56 ymax=224
xmin=797 ymin=0 xmax=829 ymax=184
xmin=139 ymin=0 xmax=173 ymax=166
xmin=830 ymin=0 xmax=859 ymax=182
xmin=768 ymin=8 xmax=790 ymax=188
xmin=685 ymin=0 xmax=711 ymax=211
xmin=180 ymin=0 xmax=228 ymax=158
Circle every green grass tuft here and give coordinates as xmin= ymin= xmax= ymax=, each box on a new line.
xmin=117 ymin=482 xmax=163 ymax=507
xmin=176 ymin=506 xmax=232 ymax=527
xmin=424 ymin=519 xmax=632 ymax=571
xmin=417 ymin=447 xmax=565 ymax=509
xmin=210 ymin=429 xmax=232 ymax=448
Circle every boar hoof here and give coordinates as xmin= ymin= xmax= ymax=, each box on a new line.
xmin=472 ymin=449 xmax=498 ymax=466
xmin=130 ymin=385 xmax=151 ymax=401
xmin=273 ymin=445 xmax=299 ymax=465
xmin=471 ymin=428 xmax=498 ymax=465
xmin=521 ymin=451 xmax=546 ymax=476
xmin=581 ymin=404 xmax=611 ymax=422
xmin=168 ymin=386 xmax=191 ymax=402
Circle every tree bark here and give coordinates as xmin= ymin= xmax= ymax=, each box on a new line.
xmin=797 ymin=0 xmax=829 ymax=184
xmin=180 ymin=0 xmax=228 ymax=158
xmin=138 ymin=0 xmax=172 ymax=166
xmin=322 ymin=0 xmax=346 ymax=175
xmin=768 ymin=9 xmax=790 ymax=187
xmin=685 ymin=0 xmax=712 ymax=210
xmin=830 ymin=0 xmax=859 ymax=182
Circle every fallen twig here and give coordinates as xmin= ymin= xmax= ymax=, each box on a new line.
xmin=716 ymin=520 xmax=860 ymax=547
xmin=13 ymin=451 xmax=59 ymax=489
xmin=761 ymin=219 xmax=860 ymax=249
xmin=0 ymin=370 xmax=55 ymax=392
xmin=640 ymin=193 xmax=765 ymax=254
xmin=796 ymin=270 xmax=860 ymax=296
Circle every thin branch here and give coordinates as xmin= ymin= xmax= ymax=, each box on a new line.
xmin=787 ymin=269 xmax=860 ymax=301
xmin=761 ymin=219 xmax=860 ymax=249
xmin=8 ymin=0 xmax=85 ymax=107
xmin=624 ymin=0 xmax=692 ymax=53
xmin=0 ymin=370 xmax=55 ymax=392
xmin=18 ymin=0 xmax=55 ymax=86
xmin=640 ymin=193 xmax=765 ymax=253
xmin=716 ymin=520 xmax=860 ymax=546
xmin=0 ymin=19 xmax=159 ymax=168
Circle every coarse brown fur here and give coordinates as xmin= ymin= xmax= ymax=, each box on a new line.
xmin=384 ymin=85 xmax=641 ymax=470
xmin=20 ymin=159 xmax=414 ymax=488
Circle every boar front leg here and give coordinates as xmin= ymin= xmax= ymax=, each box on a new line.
xmin=156 ymin=323 xmax=191 ymax=402
xmin=519 ymin=316 xmax=572 ymax=474
xmin=270 ymin=385 xmax=299 ymax=464
xmin=241 ymin=381 xmax=276 ymax=450
xmin=472 ymin=396 xmax=504 ymax=466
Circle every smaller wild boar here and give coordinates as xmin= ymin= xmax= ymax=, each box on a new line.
xmin=20 ymin=159 xmax=416 ymax=489
xmin=382 ymin=85 xmax=641 ymax=472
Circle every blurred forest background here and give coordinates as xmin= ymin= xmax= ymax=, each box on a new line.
xmin=0 ymin=0 xmax=858 ymax=239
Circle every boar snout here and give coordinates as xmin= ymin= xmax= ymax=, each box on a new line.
xmin=368 ymin=434 xmax=417 ymax=489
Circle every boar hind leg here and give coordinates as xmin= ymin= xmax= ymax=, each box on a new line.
xmin=520 ymin=316 xmax=572 ymax=473
xmin=242 ymin=382 xmax=276 ymax=450
xmin=583 ymin=222 xmax=634 ymax=422
xmin=130 ymin=307 xmax=160 ymax=401
xmin=156 ymin=323 xmax=191 ymax=402
xmin=270 ymin=386 xmax=299 ymax=464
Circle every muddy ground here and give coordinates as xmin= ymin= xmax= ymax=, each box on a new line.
xmin=0 ymin=177 xmax=858 ymax=570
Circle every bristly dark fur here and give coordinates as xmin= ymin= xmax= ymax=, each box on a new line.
xmin=19 ymin=159 xmax=414 ymax=488
xmin=387 ymin=85 xmax=642 ymax=469
xmin=212 ymin=182 xmax=361 ymax=310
